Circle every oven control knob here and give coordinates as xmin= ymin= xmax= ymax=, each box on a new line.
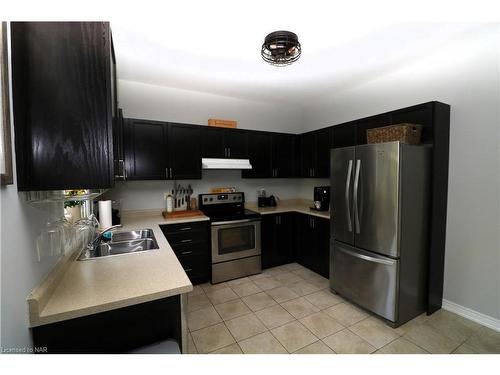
xmin=209 ymin=198 xmax=213 ymax=202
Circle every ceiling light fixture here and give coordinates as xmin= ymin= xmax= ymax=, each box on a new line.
xmin=261 ymin=30 xmax=301 ymax=66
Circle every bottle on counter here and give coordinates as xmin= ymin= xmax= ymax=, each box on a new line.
xmin=166 ymin=191 xmax=174 ymax=213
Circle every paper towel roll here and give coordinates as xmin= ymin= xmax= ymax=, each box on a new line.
xmin=98 ymin=200 xmax=112 ymax=229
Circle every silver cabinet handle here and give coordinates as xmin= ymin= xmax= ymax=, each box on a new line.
xmin=228 ymin=148 xmax=231 ymax=157
xmin=184 ymin=268 xmax=192 ymax=272
xmin=179 ymin=227 xmax=192 ymax=231
xmin=115 ymin=159 xmax=125 ymax=179
xmin=166 ymin=167 xmax=168 ymax=179
xmin=312 ymin=168 xmax=315 ymax=177
xmin=345 ymin=160 xmax=353 ymax=232
xmin=180 ymin=239 xmax=192 ymax=243
xmin=353 ymin=159 xmax=361 ymax=234
xmin=181 ymin=251 xmax=193 ymax=255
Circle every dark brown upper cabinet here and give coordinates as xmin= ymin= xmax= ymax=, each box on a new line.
xmin=332 ymin=122 xmax=357 ymax=149
xmin=200 ymin=127 xmax=247 ymax=159
xmin=299 ymin=127 xmax=333 ymax=178
xmin=124 ymin=119 xmax=201 ymax=181
xmin=167 ymin=123 xmax=201 ymax=179
xmin=272 ymin=133 xmax=297 ymax=178
xmin=11 ymin=22 xmax=115 ymax=191
xmin=243 ymin=131 xmax=297 ymax=179
xmin=243 ymin=131 xmax=272 ymax=178
xmin=124 ymin=119 xmax=168 ymax=180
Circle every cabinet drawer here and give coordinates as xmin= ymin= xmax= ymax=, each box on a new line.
xmin=160 ymin=221 xmax=208 ymax=235
xmin=164 ymin=231 xmax=208 ymax=246
xmin=170 ymin=242 xmax=208 ymax=257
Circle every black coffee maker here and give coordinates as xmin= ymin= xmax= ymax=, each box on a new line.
xmin=311 ymin=186 xmax=330 ymax=211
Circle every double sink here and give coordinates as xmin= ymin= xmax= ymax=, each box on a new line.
xmin=78 ymin=229 xmax=159 ymax=261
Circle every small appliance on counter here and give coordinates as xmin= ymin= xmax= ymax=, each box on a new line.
xmin=310 ymin=186 xmax=330 ymax=211
xmin=257 ymin=189 xmax=278 ymax=207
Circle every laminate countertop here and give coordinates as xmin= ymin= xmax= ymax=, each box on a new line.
xmin=246 ymin=199 xmax=331 ymax=220
xmin=27 ymin=210 xmax=209 ymax=328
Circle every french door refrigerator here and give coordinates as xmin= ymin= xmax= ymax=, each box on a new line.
xmin=330 ymin=141 xmax=431 ymax=326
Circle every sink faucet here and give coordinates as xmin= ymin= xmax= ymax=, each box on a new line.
xmin=90 ymin=224 xmax=122 ymax=249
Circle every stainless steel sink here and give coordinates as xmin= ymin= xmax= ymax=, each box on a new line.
xmin=110 ymin=229 xmax=155 ymax=242
xmin=78 ymin=229 xmax=159 ymax=260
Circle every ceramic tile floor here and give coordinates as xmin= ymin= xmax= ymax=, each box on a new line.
xmin=186 ymin=263 xmax=500 ymax=354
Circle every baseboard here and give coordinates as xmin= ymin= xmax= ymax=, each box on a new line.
xmin=442 ymin=299 xmax=500 ymax=332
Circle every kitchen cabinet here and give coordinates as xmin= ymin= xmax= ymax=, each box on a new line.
xmin=11 ymin=22 xmax=115 ymax=191
xmin=160 ymin=221 xmax=210 ymax=285
xmin=332 ymin=122 xmax=357 ymax=149
xmin=299 ymin=127 xmax=333 ymax=178
xmin=31 ymin=296 xmax=182 ymax=353
xmin=167 ymin=123 xmax=202 ymax=179
xmin=261 ymin=213 xmax=295 ymax=269
xmin=295 ymin=214 xmax=330 ymax=278
xmin=201 ymin=127 xmax=248 ymax=159
xmin=272 ymin=133 xmax=297 ymax=178
xmin=242 ymin=131 xmax=272 ymax=178
xmin=124 ymin=119 xmax=168 ymax=180
xmin=124 ymin=120 xmax=201 ymax=180
xmin=243 ymin=132 xmax=297 ymax=179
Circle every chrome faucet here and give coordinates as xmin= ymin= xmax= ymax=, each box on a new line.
xmin=90 ymin=224 xmax=122 ymax=249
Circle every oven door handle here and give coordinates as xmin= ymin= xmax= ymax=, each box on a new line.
xmin=211 ymin=218 xmax=260 ymax=226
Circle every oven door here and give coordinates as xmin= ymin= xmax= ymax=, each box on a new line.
xmin=211 ymin=219 xmax=261 ymax=263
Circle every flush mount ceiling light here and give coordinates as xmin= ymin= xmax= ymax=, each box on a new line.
xmin=261 ymin=30 xmax=301 ymax=66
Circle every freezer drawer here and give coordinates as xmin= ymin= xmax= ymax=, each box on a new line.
xmin=330 ymin=241 xmax=399 ymax=322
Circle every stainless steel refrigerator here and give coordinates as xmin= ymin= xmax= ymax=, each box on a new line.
xmin=330 ymin=141 xmax=431 ymax=326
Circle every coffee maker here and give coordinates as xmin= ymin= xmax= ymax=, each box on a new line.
xmin=311 ymin=186 xmax=330 ymax=211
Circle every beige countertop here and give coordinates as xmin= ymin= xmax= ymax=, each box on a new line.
xmin=246 ymin=199 xmax=331 ymax=220
xmin=27 ymin=211 xmax=209 ymax=328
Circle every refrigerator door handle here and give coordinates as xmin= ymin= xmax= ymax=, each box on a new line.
xmin=336 ymin=245 xmax=395 ymax=266
xmin=353 ymin=159 xmax=361 ymax=234
xmin=345 ymin=160 xmax=353 ymax=232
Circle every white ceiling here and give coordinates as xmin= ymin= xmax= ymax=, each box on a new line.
xmin=111 ymin=2 xmax=485 ymax=106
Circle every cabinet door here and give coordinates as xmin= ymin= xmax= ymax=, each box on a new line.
xmin=315 ymin=217 xmax=331 ymax=278
xmin=201 ymin=127 xmax=225 ymax=158
xmin=224 ymin=129 xmax=248 ymax=159
xmin=274 ymin=213 xmax=295 ymax=265
xmin=124 ymin=119 xmax=168 ymax=180
xmin=295 ymin=214 xmax=315 ymax=269
xmin=272 ymin=133 xmax=296 ymax=178
xmin=261 ymin=215 xmax=275 ymax=269
xmin=356 ymin=114 xmax=392 ymax=145
xmin=299 ymin=132 xmax=316 ymax=177
xmin=11 ymin=22 xmax=114 ymax=190
xmin=168 ymin=123 xmax=201 ymax=180
xmin=314 ymin=127 xmax=333 ymax=178
xmin=243 ymin=132 xmax=272 ymax=178
xmin=332 ymin=122 xmax=357 ymax=149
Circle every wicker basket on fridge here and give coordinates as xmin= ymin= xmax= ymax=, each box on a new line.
xmin=367 ymin=123 xmax=423 ymax=145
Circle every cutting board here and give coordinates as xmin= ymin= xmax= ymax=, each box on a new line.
xmin=162 ymin=210 xmax=204 ymax=219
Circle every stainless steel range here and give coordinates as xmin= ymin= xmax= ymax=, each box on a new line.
xmin=199 ymin=192 xmax=261 ymax=284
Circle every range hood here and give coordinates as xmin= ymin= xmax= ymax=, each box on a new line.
xmin=202 ymin=158 xmax=252 ymax=170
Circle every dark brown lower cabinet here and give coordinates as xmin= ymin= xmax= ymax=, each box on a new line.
xmin=295 ymin=214 xmax=330 ymax=278
xmin=31 ymin=296 xmax=182 ymax=353
xmin=261 ymin=213 xmax=295 ymax=269
xmin=262 ymin=212 xmax=330 ymax=279
xmin=160 ymin=221 xmax=210 ymax=285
